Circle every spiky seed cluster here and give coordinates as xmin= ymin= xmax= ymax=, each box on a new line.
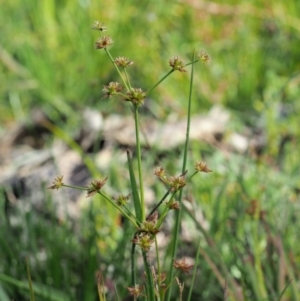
xmin=132 ymin=233 xmax=154 ymax=251
xmin=102 ymin=82 xmax=122 ymax=98
xmin=154 ymin=166 xmax=171 ymax=185
xmin=140 ymin=221 xmax=159 ymax=235
xmin=195 ymin=161 xmax=212 ymax=173
xmin=91 ymin=21 xmax=107 ymax=32
xmin=127 ymin=284 xmax=143 ymax=298
xmin=113 ymin=194 xmax=130 ymax=206
xmin=198 ymin=50 xmax=211 ymax=65
xmin=168 ymin=175 xmax=186 ymax=192
xmin=167 ymin=200 xmax=180 ymax=210
xmin=154 ymin=166 xmax=166 ymax=178
xmin=95 ymin=36 xmax=113 ymax=49
xmin=114 ymin=56 xmax=134 ymax=67
xmin=86 ymin=177 xmax=108 ymax=197
xmin=125 ymin=88 xmax=146 ymax=106
xmin=169 ymin=56 xmax=186 ymax=72
xmin=48 ymin=175 xmax=64 ymax=190
xmin=140 ymin=220 xmax=159 ymax=235
xmin=173 ymin=258 xmax=194 ymax=273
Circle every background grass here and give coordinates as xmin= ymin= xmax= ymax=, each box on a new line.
xmin=0 ymin=0 xmax=300 ymax=300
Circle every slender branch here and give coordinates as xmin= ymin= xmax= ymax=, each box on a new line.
xmin=134 ymin=105 xmax=145 ymax=220
xmin=147 ymin=69 xmax=174 ymax=94
xmin=166 ymin=51 xmax=195 ymax=301
xmin=104 ymin=49 xmax=129 ymax=91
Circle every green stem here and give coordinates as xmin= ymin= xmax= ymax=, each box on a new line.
xmin=166 ymin=51 xmax=195 ymax=301
xmin=134 ymin=105 xmax=145 ymax=220
xmin=99 ymin=191 xmax=139 ymax=227
xmin=131 ymin=235 xmax=137 ymax=286
xmin=148 ymin=187 xmax=172 ymax=218
xmin=124 ymin=68 xmax=132 ymax=90
xmin=187 ymin=238 xmax=202 ymax=301
xmin=105 ymin=49 xmax=129 ymax=91
xmin=142 ymin=251 xmax=155 ymax=301
xmin=147 ymin=69 xmax=174 ymax=94
xmin=62 ymin=184 xmax=88 ymax=191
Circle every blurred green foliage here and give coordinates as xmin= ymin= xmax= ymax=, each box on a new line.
xmin=1 ymin=0 xmax=300 ymax=300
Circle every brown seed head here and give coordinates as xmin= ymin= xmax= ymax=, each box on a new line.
xmin=195 ymin=161 xmax=212 ymax=173
xmin=169 ymin=56 xmax=186 ymax=72
xmin=127 ymin=284 xmax=143 ymax=298
xmin=48 ymin=175 xmax=64 ymax=190
xmin=102 ymin=82 xmax=122 ymax=98
xmin=168 ymin=175 xmax=186 ymax=192
xmin=91 ymin=21 xmax=107 ymax=32
xmin=114 ymin=56 xmax=134 ymax=67
xmin=125 ymin=88 xmax=146 ymax=107
xmin=86 ymin=177 xmax=108 ymax=197
xmin=112 ymin=193 xmax=131 ymax=206
xmin=95 ymin=36 xmax=113 ymax=49
xmin=132 ymin=233 xmax=154 ymax=251
xmin=173 ymin=258 xmax=194 ymax=273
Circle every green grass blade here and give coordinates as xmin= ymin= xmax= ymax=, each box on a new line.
xmin=0 ymin=285 xmax=10 ymax=301
xmin=276 ymin=279 xmax=292 ymax=301
xmin=26 ymin=258 xmax=36 ymax=301
xmin=127 ymin=150 xmax=142 ymax=224
xmin=0 ymin=273 xmax=71 ymax=301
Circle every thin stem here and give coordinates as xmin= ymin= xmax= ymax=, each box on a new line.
xmin=104 ymin=49 xmax=129 ymax=91
xmin=166 ymin=51 xmax=195 ymax=301
xmin=187 ymin=238 xmax=202 ymax=301
xmin=62 ymin=184 xmax=88 ymax=191
xmin=98 ymin=191 xmax=139 ymax=227
xmin=147 ymin=69 xmax=174 ymax=94
xmin=147 ymin=187 xmax=172 ymax=218
xmin=134 ymin=105 xmax=145 ymax=220
xmin=124 ymin=68 xmax=132 ymax=90
xmin=131 ymin=234 xmax=137 ymax=286
xmin=142 ymin=251 xmax=155 ymax=301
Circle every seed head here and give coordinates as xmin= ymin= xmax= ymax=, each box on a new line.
xmin=125 ymin=88 xmax=146 ymax=107
xmin=113 ymin=193 xmax=131 ymax=206
xmin=167 ymin=175 xmax=186 ymax=192
xmin=195 ymin=161 xmax=212 ymax=173
xmin=127 ymin=284 xmax=143 ymax=298
xmin=198 ymin=50 xmax=211 ymax=65
xmin=95 ymin=36 xmax=113 ymax=49
xmin=169 ymin=56 xmax=186 ymax=72
xmin=114 ymin=56 xmax=134 ymax=67
xmin=48 ymin=175 xmax=64 ymax=190
xmin=132 ymin=233 xmax=154 ymax=251
xmin=102 ymin=82 xmax=122 ymax=98
xmin=86 ymin=177 xmax=108 ymax=197
xmin=173 ymin=258 xmax=194 ymax=273
xmin=167 ymin=200 xmax=180 ymax=210
xmin=91 ymin=21 xmax=107 ymax=32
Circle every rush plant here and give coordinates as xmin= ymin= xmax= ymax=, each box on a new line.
xmin=48 ymin=21 xmax=212 ymax=301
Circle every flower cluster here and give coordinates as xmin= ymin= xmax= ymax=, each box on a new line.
xmin=113 ymin=193 xmax=131 ymax=206
xmin=95 ymin=36 xmax=113 ymax=49
xmin=195 ymin=161 xmax=212 ymax=173
xmin=48 ymin=175 xmax=64 ymax=190
xmin=114 ymin=56 xmax=134 ymax=67
xmin=125 ymin=88 xmax=146 ymax=107
xmin=169 ymin=56 xmax=186 ymax=72
xmin=127 ymin=284 xmax=144 ymax=298
xmin=132 ymin=233 xmax=154 ymax=251
xmin=102 ymin=82 xmax=122 ymax=98
xmin=173 ymin=258 xmax=194 ymax=273
xmin=86 ymin=177 xmax=108 ymax=197
xmin=91 ymin=20 xmax=107 ymax=32
xmin=198 ymin=50 xmax=211 ymax=65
